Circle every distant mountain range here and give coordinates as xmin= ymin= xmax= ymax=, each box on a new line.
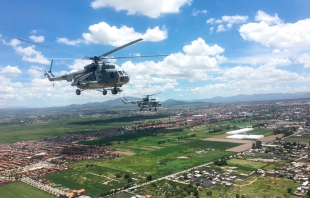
xmin=197 ymin=92 xmax=310 ymax=103
xmin=3 ymin=92 xmax=310 ymax=111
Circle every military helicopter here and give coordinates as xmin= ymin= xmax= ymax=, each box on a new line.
xmin=122 ymin=93 xmax=162 ymax=111
xmin=17 ymin=38 xmax=167 ymax=96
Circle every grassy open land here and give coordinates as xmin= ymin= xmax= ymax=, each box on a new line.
xmin=227 ymin=158 xmax=269 ymax=171
xmin=0 ymin=182 xmax=56 ymax=198
xmin=73 ymin=140 xmax=237 ymax=178
xmin=246 ymin=128 xmax=274 ymax=136
xmin=216 ymin=118 xmax=252 ymax=127
xmin=284 ymin=136 xmax=310 ymax=143
xmin=205 ymin=177 xmax=301 ymax=198
xmin=262 ymin=161 xmax=290 ymax=170
xmin=135 ymin=177 xmax=301 ymax=198
xmin=109 ymin=192 xmax=133 ymax=198
xmin=0 ymin=114 xmax=171 ymax=144
xmin=45 ymin=127 xmax=241 ymax=196
xmin=136 ymin=179 xmax=192 ymax=198
xmin=43 ymin=166 xmax=129 ymax=197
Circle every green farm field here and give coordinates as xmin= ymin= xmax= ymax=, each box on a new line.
xmin=207 ymin=177 xmax=300 ymax=198
xmin=135 ymin=177 xmax=301 ymax=198
xmin=227 ymin=158 xmax=268 ymax=171
xmin=0 ymin=182 xmax=56 ymax=198
xmin=0 ymin=114 xmax=171 ymax=144
xmin=246 ymin=128 xmax=274 ymax=136
xmin=45 ymin=126 xmax=242 ymax=196
xmin=284 ymin=136 xmax=310 ymax=143
xmin=44 ymin=167 xmax=128 ymax=197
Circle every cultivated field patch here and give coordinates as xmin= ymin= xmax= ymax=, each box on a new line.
xmin=284 ymin=136 xmax=310 ymax=143
xmin=0 ymin=182 xmax=56 ymax=198
xmin=227 ymin=158 xmax=268 ymax=171
xmin=203 ymin=138 xmax=253 ymax=144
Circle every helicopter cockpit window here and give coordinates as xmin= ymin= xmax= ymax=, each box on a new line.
xmin=117 ymin=71 xmax=123 ymax=75
xmin=110 ymin=72 xmax=115 ymax=78
xmin=122 ymin=71 xmax=128 ymax=75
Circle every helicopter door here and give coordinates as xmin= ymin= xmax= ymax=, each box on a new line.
xmin=109 ymin=72 xmax=115 ymax=79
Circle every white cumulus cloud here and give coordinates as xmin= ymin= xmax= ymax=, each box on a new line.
xmin=255 ymin=10 xmax=282 ymax=25
xmin=296 ymin=53 xmax=310 ymax=68
xmin=29 ymin=35 xmax=44 ymax=43
xmin=82 ymin=22 xmax=167 ymax=46
xmin=4 ymin=38 xmax=50 ymax=65
xmin=121 ymin=38 xmax=226 ymax=83
xmin=182 ymin=38 xmax=224 ymax=56
xmin=239 ymin=10 xmax=310 ymax=48
xmin=207 ymin=15 xmax=248 ymax=32
xmin=192 ymin=9 xmax=207 ymax=16
xmin=0 ymin=65 xmax=22 ymax=77
xmin=90 ymin=0 xmax=192 ymax=18
xmin=57 ymin=38 xmax=83 ymax=46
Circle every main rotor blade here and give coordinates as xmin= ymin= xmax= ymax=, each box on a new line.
xmin=99 ymin=38 xmax=143 ymax=58
xmin=15 ymin=38 xmax=86 ymax=58
xmin=147 ymin=92 xmax=162 ymax=96
xmin=103 ymin=54 xmax=168 ymax=59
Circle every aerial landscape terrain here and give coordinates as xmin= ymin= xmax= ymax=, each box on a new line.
xmin=1 ymin=0 xmax=310 ymax=197
xmin=1 ymin=97 xmax=310 ymax=198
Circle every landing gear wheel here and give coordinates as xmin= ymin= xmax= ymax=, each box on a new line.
xmin=112 ymin=89 xmax=118 ymax=95
xmin=76 ymin=89 xmax=81 ymax=95
xmin=149 ymin=108 xmax=152 ymax=111
xmin=102 ymin=90 xmax=107 ymax=95
xmin=155 ymin=108 xmax=157 ymax=111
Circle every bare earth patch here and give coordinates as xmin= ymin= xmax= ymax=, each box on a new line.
xmin=178 ymin=156 xmax=188 ymax=159
xmin=149 ymin=146 xmax=162 ymax=149
xmin=203 ymin=138 xmax=253 ymax=144
xmin=204 ymin=134 xmax=284 ymax=153
xmin=259 ymin=134 xmax=284 ymax=143
xmin=112 ymin=151 xmax=135 ymax=156
xmin=247 ymin=158 xmax=279 ymax=163
xmin=226 ymin=142 xmax=254 ymax=152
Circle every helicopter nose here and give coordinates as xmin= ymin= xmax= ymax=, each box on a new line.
xmin=125 ymin=75 xmax=130 ymax=83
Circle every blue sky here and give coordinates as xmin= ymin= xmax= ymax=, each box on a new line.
xmin=1 ymin=0 xmax=310 ymax=108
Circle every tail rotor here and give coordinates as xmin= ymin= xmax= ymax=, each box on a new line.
xmin=44 ymin=60 xmax=55 ymax=77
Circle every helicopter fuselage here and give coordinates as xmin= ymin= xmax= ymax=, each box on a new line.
xmin=122 ymin=96 xmax=161 ymax=111
xmin=45 ymin=62 xmax=130 ymax=94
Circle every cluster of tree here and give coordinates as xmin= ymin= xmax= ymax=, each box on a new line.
xmin=214 ymin=158 xmax=228 ymax=166
xmin=252 ymin=123 xmax=266 ymax=128
xmin=183 ymin=184 xmax=199 ymax=197
xmin=147 ymin=175 xmax=152 ymax=181
xmin=177 ymin=136 xmax=191 ymax=140
xmin=282 ymin=141 xmax=307 ymax=150
xmin=158 ymin=140 xmax=165 ymax=145
xmin=206 ymin=190 xmax=212 ymax=196
xmin=114 ymin=172 xmax=133 ymax=183
xmin=209 ymin=127 xmax=223 ymax=133
xmin=273 ymin=128 xmax=295 ymax=137
xmin=235 ymin=194 xmax=245 ymax=198
xmin=252 ymin=140 xmax=262 ymax=149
